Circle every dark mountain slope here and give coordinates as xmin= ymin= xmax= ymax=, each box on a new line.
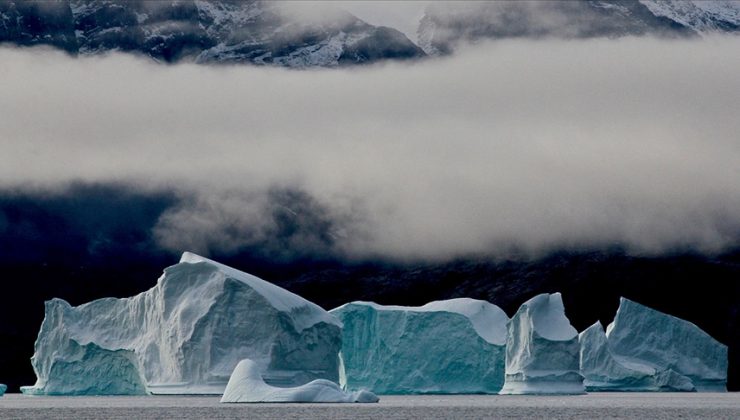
xmin=0 ymin=0 xmax=424 ymax=67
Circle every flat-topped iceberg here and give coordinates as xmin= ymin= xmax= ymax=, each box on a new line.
xmin=21 ymin=338 xmax=148 ymax=396
xmin=331 ymin=298 xmax=509 ymax=394
xmin=221 ymin=359 xmax=379 ymax=403
xmin=500 ymin=293 xmax=585 ymax=395
xmin=22 ymin=252 xmax=342 ymax=395
xmin=579 ymin=321 xmax=695 ymax=392
xmin=605 ymin=297 xmax=728 ymax=392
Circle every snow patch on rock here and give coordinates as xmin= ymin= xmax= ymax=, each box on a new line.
xmin=640 ymin=0 xmax=740 ymax=32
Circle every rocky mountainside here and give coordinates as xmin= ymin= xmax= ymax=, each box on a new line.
xmin=640 ymin=0 xmax=740 ymax=32
xmin=0 ymin=0 xmax=424 ymax=67
xmin=418 ymin=0 xmax=740 ymax=55
xmin=3 ymin=1 xmax=739 ymax=65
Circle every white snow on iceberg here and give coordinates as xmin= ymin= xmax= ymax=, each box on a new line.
xmin=221 ymin=359 xmax=379 ymax=403
xmin=579 ymin=321 xmax=695 ymax=392
xmin=499 ymin=293 xmax=585 ymax=395
xmin=22 ymin=252 xmax=342 ymax=395
xmin=606 ymin=297 xmax=728 ymax=392
xmin=330 ymin=298 xmax=509 ymax=394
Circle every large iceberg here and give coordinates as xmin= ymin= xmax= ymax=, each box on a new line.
xmin=330 ymin=298 xmax=509 ymax=394
xmin=221 ymin=359 xmax=379 ymax=403
xmin=579 ymin=322 xmax=695 ymax=392
xmin=22 ymin=252 xmax=342 ymax=395
xmin=499 ymin=293 xmax=585 ymax=395
xmin=605 ymin=297 xmax=728 ymax=392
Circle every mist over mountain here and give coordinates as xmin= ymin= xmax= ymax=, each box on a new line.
xmin=0 ymin=0 xmax=424 ymax=66
xmin=3 ymin=1 xmax=740 ymax=66
xmin=418 ymin=0 xmax=740 ymax=55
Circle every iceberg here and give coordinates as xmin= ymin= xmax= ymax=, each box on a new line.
xmin=330 ymin=298 xmax=508 ymax=394
xmin=499 ymin=293 xmax=585 ymax=395
xmin=22 ymin=252 xmax=342 ymax=395
xmin=579 ymin=322 xmax=695 ymax=392
xmin=606 ymin=297 xmax=728 ymax=392
xmin=221 ymin=359 xmax=379 ymax=403
xmin=0 ymin=383 xmax=6 ymax=396
xmin=21 ymin=337 xmax=148 ymax=396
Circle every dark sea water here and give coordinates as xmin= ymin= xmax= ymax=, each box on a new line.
xmin=1 ymin=393 xmax=738 ymax=419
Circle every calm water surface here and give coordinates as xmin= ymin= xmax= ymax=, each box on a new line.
xmin=0 ymin=393 xmax=738 ymax=419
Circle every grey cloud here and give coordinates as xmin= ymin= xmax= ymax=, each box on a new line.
xmin=0 ymin=37 xmax=739 ymax=260
xmin=152 ymin=187 xmax=358 ymax=260
xmin=416 ymin=1 xmax=696 ymax=55
xmin=328 ymin=1 xmax=430 ymax=41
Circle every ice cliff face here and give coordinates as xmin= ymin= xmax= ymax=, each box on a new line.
xmin=221 ymin=358 xmax=378 ymax=403
xmin=22 ymin=252 xmax=342 ymax=395
xmin=605 ymin=297 xmax=728 ymax=391
xmin=21 ymin=334 xmax=148 ymax=396
xmin=418 ymin=0 xmax=740 ymax=55
xmin=579 ymin=321 xmax=695 ymax=391
xmin=330 ymin=298 xmax=509 ymax=394
xmin=500 ymin=293 xmax=585 ymax=395
xmin=0 ymin=0 xmax=424 ymax=67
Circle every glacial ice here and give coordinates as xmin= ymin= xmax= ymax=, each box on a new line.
xmin=22 ymin=252 xmax=342 ymax=395
xmin=21 ymin=338 xmax=148 ymax=396
xmin=605 ymin=297 xmax=728 ymax=392
xmin=579 ymin=322 xmax=695 ymax=392
xmin=221 ymin=359 xmax=379 ymax=403
xmin=330 ymin=298 xmax=509 ymax=394
xmin=0 ymin=383 xmax=6 ymax=396
xmin=499 ymin=293 xmax=585 ymax=395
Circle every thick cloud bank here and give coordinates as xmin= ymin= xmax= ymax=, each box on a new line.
xmin=1 ymin=37 xmax=739 ymax=260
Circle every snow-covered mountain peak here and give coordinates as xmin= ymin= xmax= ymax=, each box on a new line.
xmin=639 ymin=0 xmax=740 ymax=32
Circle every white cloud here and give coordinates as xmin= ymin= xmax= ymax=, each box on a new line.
xmin=1 ymin=37 xmax=739 ymax=260
xmin=327 ymin=1 xmax=430 ymax=41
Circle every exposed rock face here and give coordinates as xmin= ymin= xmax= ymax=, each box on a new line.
xmin=331 ymin=298 xmax=509 ymax=394
xmin=0 ymin=0 xmax=425 ymax=67
xmin=22 ymin=252 xmax=342 ymax=395
xmin=500 ymin=293 xmax=585 ymax=395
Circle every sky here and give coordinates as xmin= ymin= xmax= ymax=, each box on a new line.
xmin=1 ymin=36 xmax=739 ymax=261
